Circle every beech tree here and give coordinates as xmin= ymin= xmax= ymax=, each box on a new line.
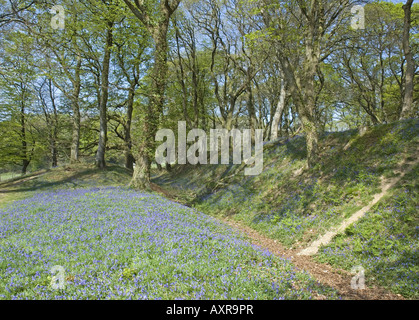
xmin=123 ymin=0 xmax=181 ymax=189
xmin=110 ymin=14 xmax=150 ymax=170
xmin=0 ymin=0 xmax=417 ymax=176
xmin=257 ymin=0 xmax=359 ymax=168
xmin=0 ymin=29 xmax=37 ymax=174
xmin=400 ymin=0 xmax=416 ymax=119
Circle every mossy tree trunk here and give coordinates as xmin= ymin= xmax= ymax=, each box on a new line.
xmin=70 ymin=56 xmax=82 ymax=164
xmin=123 ymin=0 xmax=181 ymax=189
xmin=124 ymin=89 xmax=135 ymax=170
xmin=96 ymin=21 xmax=114 ymax=169
xmin=261 ymin=0 xmax=334 ymax=168
xmin=400 ymin=0 xmax=415 ymax=119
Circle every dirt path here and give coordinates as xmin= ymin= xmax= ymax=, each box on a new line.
xmin=222 ymin=217 xmax=404 ymax=300
xmin=298 ymin=153 xmax=419 ymax=256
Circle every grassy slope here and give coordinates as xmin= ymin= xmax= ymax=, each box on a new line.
xmin=0 ymin=164 xmax=133 ymax=208
xmin=153 ymin=119 xmax=419 ymax=298
xmin=316 ymin=164 xmax=418 ymax=298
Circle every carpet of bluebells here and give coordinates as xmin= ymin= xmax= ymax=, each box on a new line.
xmin=0 ymin=187 xmax=339 ymax=300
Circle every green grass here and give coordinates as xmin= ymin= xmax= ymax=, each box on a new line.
xmin=0 ymin=172 xmax=20 ymax=182
xmin=0 ymin=164 xmax=133 ymax=208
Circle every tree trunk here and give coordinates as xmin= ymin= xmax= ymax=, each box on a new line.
xmin=270 ymin=77 xmax=286 ymax=141
xmin=400 ymin=0 xmax=415 ymax=119
xmin=50 ymin=126 xmax=58 ymax=168
xmin=70 ymin=56 xmax=82 ymax=164
xmin=130 ymin=152 xmax=150 ymax=189
xmin=300 ymin=102 xmax=319 ymax=169
xmin=70 ymin=101 xmax=81 ymax=163
xmin=124 ymin=89 xmax=135 ymax=170
xmin=131 ymin=24 xmax=169 ymax=189
xmin=125 ymin=151 xmax=135 ymax=171
xmin=50 ymin=79 xmax=59 ymax=168
xmin=124 ymin=0 xmax=180 ymax=189
xmin=279 ymin=54 xmax=320 ymax=168
xmin=51 ymin=138 xmax=58 ymax=167
xmin=247 ymin=85 xmax=256 ymax=142
xmin=20 ymin=103 xmax=30 ymax=175
xmin=275 ymin=18 xmax=321 ymax=168
xmin=303 ymin=116 xmax=319 ymax=169
xmin=22 ymin=159 xmax=30 ymax=175
xmin=302 ymin=25 xmax=321 ymax=168
xmin=96 ymin=22 xmax=113 ymax=169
